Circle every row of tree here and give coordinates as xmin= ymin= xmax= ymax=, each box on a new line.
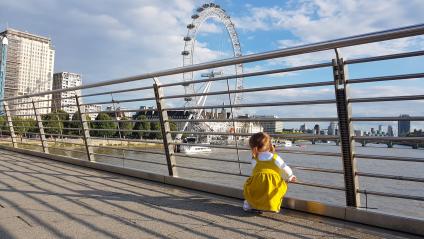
xmin=0 ymin=110 xmax=177 ymax=139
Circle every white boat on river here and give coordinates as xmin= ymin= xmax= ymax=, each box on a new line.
xmin=178 ymin=137 xmax=212 ymax=154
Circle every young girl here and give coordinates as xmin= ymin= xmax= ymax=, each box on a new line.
xmin=243 ymin=132 xmax=297 ymax=213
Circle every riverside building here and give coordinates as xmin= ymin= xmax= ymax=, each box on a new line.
xmin=0 ymin=28 xmax=55 ymax=116
xmin=52 ymin=72 xmax=81 ymax=117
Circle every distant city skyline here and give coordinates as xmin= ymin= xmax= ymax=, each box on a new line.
xmin=289 ymin=115 xmax=422 ymax=136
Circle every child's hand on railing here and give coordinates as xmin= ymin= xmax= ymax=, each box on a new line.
xmin=289 ymin=175 xmax=297 ymax=182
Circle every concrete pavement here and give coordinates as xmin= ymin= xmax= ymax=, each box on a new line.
xmin=0 ymin=149 xmax=419 ymax=238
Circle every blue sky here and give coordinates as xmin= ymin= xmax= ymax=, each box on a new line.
xmin=0 ymin=0 xmax=423 ymax=132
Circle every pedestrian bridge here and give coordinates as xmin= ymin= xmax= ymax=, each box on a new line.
xmin=0 ymin=24 xmax=423 ymax=238
xmin=0 ymin=149 xmax=419 ymax=239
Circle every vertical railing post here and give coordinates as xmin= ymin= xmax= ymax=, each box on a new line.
xmin=75 ymin=93 xmax=95 ymax=162
xmin=31 ymin=98 xmax=49 ymax=153
xmin=332 ymin=48 xmax=360 ymax=207
xmin=3 ymin=101 xmax=17 ymax=148
xmin=153 ymin=78 xmax=178 ymax=176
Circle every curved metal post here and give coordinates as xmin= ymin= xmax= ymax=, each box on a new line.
xmin=3 ymin=101 xmax=17 ymax=148
xmin=75 ymin=93 xmax=95 ymax=162
xmin=332 ymin=48 xmax=360 ymax=207
xmin=31 ymin=98 xmax=49 ymax=153
xmin=153 ymin=77 xmax=178 ymax=176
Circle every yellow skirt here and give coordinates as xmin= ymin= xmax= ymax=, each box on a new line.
xmin=243 ymin=172 xmax=288 ymax=212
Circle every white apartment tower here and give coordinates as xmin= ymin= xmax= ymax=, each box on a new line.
xmin=0 ymin=28 xmax=55 ymax=116
xmin=52 ymin=72 xmax=81 ymax=116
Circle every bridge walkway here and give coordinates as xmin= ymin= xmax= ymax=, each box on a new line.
xmin=0 ymin=149 xmax=418 ymax=239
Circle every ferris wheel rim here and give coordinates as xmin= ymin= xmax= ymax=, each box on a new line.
xmin=182 ymin=4 xmax=243 ymax=107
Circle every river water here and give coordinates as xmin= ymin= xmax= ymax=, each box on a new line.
xmin=29 ymin=141 xmax=424 ymax=220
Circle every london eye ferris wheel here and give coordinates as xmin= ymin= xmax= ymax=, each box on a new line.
xmin=179 ymin=2 xmax=244 ymax=137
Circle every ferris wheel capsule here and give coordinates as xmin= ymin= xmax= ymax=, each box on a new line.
xmin=191 ymin=14 xmax=199 ymax=19
xmin=183 ymin=36 xmax=192 ymax=41
xmin=187 ymin=24 xmax=195 ymax=29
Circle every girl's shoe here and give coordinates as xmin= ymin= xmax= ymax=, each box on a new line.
xmin=242 ymin=200 xmax=252 ymax=212
xmin=243 ymin=200 xmax=263 ymax=214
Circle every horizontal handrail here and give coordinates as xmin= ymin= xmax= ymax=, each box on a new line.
xmin=351 ymin=116 xmax=424 ymax=121
xmin=160 ymin=63 xmax=333 ymax=88
xmin=91 ymin=153 xmax=168 ymax=164
xmin=345 ymin=50 xmax=424 ymax=65
xmin=89 ymin=137 xmax=163 ymax=144
xmin=354 ymin=136 xmax=424 ymax=141
xmin=89 ymin=145 xmax=165 ymax=155
xmin=167 ymin=117 xmax=338 ymax=122
xmin=357 ymin=189 xmax=424 ymax=201
xmin=162 ymin=81 xmax=334 ymax=99
xmin=82 ymin=97 xmax=156 ymax=105
xmin=347 ymin=72 xmax=424 ymax=85
xmin=89 ymin=128 xmax=161 ymax=133
xmin=177 ymin=153 xmax=343 ymax=174
xmin=355 ymin=154 xmax=424 ymax=163
xmin=357 ymin=172 xmax=424 ymax=183
xmin=169 ymin=131 xmax=340 ymax=139
xmin=350 ymin=95 xmax=424 ymax=103
xmin=81 ymin=85 xmax=154 ymax=98
xmin=44 ymin=133 xmax=84 ymax=138
xmin=1 ymin=24 xmax=422 ymax=102
xmin=164 ymin=99 xmax=336 ymax=111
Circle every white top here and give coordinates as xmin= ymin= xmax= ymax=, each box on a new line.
xmin=251 ymin=151 xmax=294 ymax=181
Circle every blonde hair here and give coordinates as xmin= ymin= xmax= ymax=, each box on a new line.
xmin=249 ymin=132 xmax=275 ymax=157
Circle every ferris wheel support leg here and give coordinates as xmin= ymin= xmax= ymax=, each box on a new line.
xmin=153 ymin=78 xmax=178 ymax=177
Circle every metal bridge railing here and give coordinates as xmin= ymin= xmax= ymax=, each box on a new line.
xmin=0 ymin=24 xmax=423 ymax=223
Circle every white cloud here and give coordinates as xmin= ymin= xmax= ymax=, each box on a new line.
xmin=233 ymin=0 xmax=424 ymax=66
xmin=197 ymin=21 xmax=223 ymax=34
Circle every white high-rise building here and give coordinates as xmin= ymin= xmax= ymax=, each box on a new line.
xmin=52 ymin=72 xmax=81 ymax=117
xmin=252 ymin=115 xmax=283 ymax=133
xmin=328 ymin=122 xmax=338 ymax=135
xmin=0 ymin=28 xmax=55 ymax=116
xmin=82 ymin=104 xmax=102 ymax=120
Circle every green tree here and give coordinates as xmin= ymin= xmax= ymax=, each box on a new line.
xmin=93 ymin=112 xmax=116 ymax=138
xmin=12 ymin=117 xmax=37 ymax=137
xmin=0 ymin=116 xmax=8 ymax=136
xmin=42 ymin=110 xmax=69 ymax=136
xmin=69 ymin=113 xmax=91 ymax=136
xmin=133 ymin=115 xmax=150 ymax=139
xmin=169 ymin=121 xmax=177 ymax=139
xmin=149 ymin=122 xmax=162 ymax=139
xmin=117 ymin=116 xmax=133 ymax=138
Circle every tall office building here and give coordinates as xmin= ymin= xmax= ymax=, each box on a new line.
xmin=52 ymin=72 xmax=81 ymax=116
xmin=387 ymin=125 xmax=394 ymax=137
xmin=0 ymin=28 xmax=55 ymax=116
xmin=398 ymin=114 xmax=411 ymax=137
xmin=378 ymin=125 xmax=383 ymax=134
xmin=314 ymin=124 xmax=320 ymax=135
xmin=328 ymin=122 xmax=338 ymax=135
